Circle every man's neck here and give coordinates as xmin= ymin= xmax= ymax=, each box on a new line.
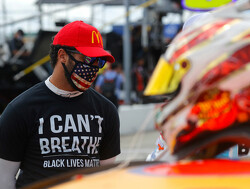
xmin=45 ymin=76 xmax=82 ymax=98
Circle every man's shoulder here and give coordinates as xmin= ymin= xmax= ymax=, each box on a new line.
xmin=87 ymin=87 xmax=105 ymax=99
xmin=0 ymin=82 xmax=46 ymax=120
xmin=87 ymin=88 xmax=118 ymax=108
xmin=10 ymin=82 xmax=45 ymax=105
xmin=87 ymin=87 xmax=107 ymax=100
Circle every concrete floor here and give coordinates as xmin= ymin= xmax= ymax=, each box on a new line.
xmin=116 ymin=130 xmax=160 ymax=162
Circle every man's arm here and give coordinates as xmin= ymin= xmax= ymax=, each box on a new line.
xmin=100 ymin=157 xmax=116 ymax=166
xmin=0 ymin=158 xmax=20 ymax=189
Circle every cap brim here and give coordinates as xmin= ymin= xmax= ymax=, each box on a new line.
xmin=75 ymin=47 xmax=115 ymax=63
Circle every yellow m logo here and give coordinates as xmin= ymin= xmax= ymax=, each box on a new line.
xmin=92 ymin=31 xmax=103 ymax=47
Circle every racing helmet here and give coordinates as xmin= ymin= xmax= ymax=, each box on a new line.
xmin=144 ymin=0 xmax=250 ymax=160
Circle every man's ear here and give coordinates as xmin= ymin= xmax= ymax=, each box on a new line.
xmin=58 ymin=49 xmax=68 ymax=63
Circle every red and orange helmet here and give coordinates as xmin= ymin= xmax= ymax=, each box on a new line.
xmin=144 ymin=1 xmax=250 ymax=160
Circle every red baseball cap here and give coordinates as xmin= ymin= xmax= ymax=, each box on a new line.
xmin=53 ymin=20 xmax=115 ymax=63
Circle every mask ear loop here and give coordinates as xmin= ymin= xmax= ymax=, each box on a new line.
xmin=61 ymin=62 xmax=83 ymax=92
xmin=66 ymin=52 xmax=81 ymax=74
xmin=63 ymin=49 xmax=84 ymax=79
xmin=61 ymin=49 xmax=85 ymax=91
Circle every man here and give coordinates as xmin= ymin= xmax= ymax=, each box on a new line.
xmin=95 ymin=62 xmax=124 ymax=108
xmin=132 ymin=56 xmax=148 ymax=104
xmin=9 ymin=29 xmax=30 ymax=60
xmin=0 ymin=21 xmax=120 ymax=188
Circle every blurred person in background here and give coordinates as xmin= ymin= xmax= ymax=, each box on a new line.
xmin=8 ymin=29 xmax=30 ymax=61
xmin=95 ymin=62 xmax=124 ymax=109
xmin=132 ymin=56 xmax=149 ymax=104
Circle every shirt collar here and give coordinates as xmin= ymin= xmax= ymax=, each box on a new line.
xmin=45 ymin=76 xmax=83 ymax=98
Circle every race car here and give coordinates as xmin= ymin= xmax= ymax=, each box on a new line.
xmin=144 ymin=0 xmax=250 ymax=160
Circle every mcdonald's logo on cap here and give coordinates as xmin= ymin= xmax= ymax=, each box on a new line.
xmin=92 ymin=31 xmax=103 ymax=47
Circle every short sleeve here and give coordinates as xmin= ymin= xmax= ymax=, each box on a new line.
xmin=99 ymin=105 xmax=120 ymax=160
xmin=0 ymin=104 xmax=27 ymax=161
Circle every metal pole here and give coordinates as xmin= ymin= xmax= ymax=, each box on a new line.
xmin=142 ymin=3 xmax=148 ymax=49
xmin=38 ymin=0 xmax=43 ymax=30
xmin=1 ymin=0 xmax=7 ymax=42
xmin=123 ymin=0 xmax=132 ymax=104
xmin=90 ymin=4 xmax=94 ymax=25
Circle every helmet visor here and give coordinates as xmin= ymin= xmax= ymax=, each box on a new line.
xmin=144 ymin=56 xmax=174 ymax=96
xmin=144 ymin=56 xmax=190 ymax=99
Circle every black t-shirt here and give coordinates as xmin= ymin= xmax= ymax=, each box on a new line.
xmin=0 ymin=82 xmax=120 ymax=187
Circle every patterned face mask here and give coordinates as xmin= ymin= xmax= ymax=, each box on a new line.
xmin=71 ymin=62 xmax=99 ymax=91
xmin=62 ymin=50 xmax=100 ymax=92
